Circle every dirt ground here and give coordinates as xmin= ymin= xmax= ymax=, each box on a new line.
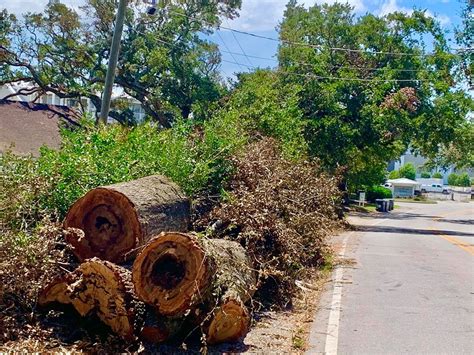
xmin=0 ymin=268 xmax=331 ymax=354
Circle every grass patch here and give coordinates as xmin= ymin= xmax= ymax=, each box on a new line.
xmin=395 ymin=198 xmax=437 ymax=204
xmin=349 ymin=202 xmax=377 ymax=213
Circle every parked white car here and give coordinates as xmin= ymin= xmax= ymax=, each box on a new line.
xmin=420 ymin=184 xmax=449 ymax=194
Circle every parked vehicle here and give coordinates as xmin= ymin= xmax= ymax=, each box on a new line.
xmin=420 ymin=184 xmax=449 ymax=194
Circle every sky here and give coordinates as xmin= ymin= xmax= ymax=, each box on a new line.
xmin=0 ymin=0 xmax=465 ymax=78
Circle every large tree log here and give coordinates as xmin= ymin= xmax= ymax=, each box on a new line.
xmin=132 ymin=232 xmax=256 ymax=344
xmin=63 ymin=175 xmax=190 ymax=263
xmin=38 ymin=258 xmax=144 ymax=341
xmin=140 ymin=306 xmax=185 ymax=343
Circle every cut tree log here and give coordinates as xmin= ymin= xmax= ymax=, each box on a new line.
xmin=204 ymin=299 xmax=251 ymax=345
xmin=38 ymin=258 xmax=144 ymax=341
xmin=132 ymin=232 xmax=256 ymax=344
xmin=140 ymin=306 xmax=185 ymax=343
xmin=63 ymin=175 xmax=190 ymax=263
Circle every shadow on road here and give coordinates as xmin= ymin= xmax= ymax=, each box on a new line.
xmin=440 ymin=219 xmax=474 ymax=226
xmin=355 ymin=225 xmax=474 ymax=238
xmin=350 ymin=212 xmax=442 ymax=220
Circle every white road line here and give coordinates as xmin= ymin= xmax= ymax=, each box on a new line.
xmin=324 ymin=218 xmax=387 ymax=355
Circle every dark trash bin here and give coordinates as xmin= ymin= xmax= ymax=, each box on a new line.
xmin=375 ymin=199 xmax=385 ymax=212
xmin=387 ymin=199 xmax=394 ymax=211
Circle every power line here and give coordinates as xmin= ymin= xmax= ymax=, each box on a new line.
xmin=220 ymin=49 xmax=432 ymax=73
xmin=168 ymin=9 xmax=458 ymax=58
xmin=225 ymin=18 xmax=254 ymax=67
xmin=216 ymin=31 xmax=250 ymax=71
xmin=129 ymin=27 xmax=427 ymax=82
xmin=220 ymin=59 xmax=425 ymax=83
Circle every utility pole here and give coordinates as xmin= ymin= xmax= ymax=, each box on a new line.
xmin=98 ymin=0 xmax=128 ymax=125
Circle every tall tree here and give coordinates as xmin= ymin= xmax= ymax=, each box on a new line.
xmin=277 ymin=2 xmax=473 ymax=188
xmin=0 ymin=0 xmax=241 ymax=126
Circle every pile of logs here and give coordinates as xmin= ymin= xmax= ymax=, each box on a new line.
xmin=39 ymin=175 xmax=256 ymax=345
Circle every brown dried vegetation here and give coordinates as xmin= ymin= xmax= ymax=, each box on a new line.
xmin=197 ymin=138 xmax=343 ymax=305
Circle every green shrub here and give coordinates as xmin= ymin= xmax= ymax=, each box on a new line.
xmin=432 ymin=172 xmax=443 ymax=179
xmin=420 ymin=172 xmax=431 ymax=178
xmin=457 ymin=173 xmax=471 ymax=187
xmin=1 ymin=117 xmax=249 ymax=223
xmin=366 ymin=185 xmax=392 ymax=202
xmin=398 ymin=163 xmax=416 ymax=180
xmin=388 ymin=170 xmax=400 ymax=179
xmin=447 ymin=173 xmax=459 ymax=186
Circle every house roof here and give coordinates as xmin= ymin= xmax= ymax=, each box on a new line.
xmin=0 ymin=100 xmax=80 ymax=156
xmin=387 ymin=178 xmax=420 ymax=186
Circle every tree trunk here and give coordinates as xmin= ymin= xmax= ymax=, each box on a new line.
xmin=63 ymin=175 xmax=190 ymax=263
xmin=38 ymin=258 xmax=144 ymax=341
xmin=132 ymin=232 xmax=256 ymax=344
xmin=140 ymin=306 xmax=185 ymax=343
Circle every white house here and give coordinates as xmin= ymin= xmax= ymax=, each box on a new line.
xmin=387 ymin=178 xmax=420 ymax=198
xmin=388 ymin=150 xmax=474 ymax=184
xmin=0 ymin=82 xmax=146 ymax=123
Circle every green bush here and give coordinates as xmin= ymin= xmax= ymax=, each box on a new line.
xmin=420 ymin=172 xmax=431 ymax=178
xmin=388 ymin=170 xmax=400 ymax=179
xmin=457 ymin=173 xmax=471 ymax=187
xmin=366 ymin=186 xmax=392 ymax=202
xmin=1 ymin=117 xmax=249 ymax=223
xmin=447 ymin=173 xmax=459 ymax=186
xmin=398 ymin=163 xmax=416 ymax=180
xmin=432 ymin=172 xmax=443 ymax=179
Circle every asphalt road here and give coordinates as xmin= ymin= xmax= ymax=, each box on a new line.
xmin=308 ymin=201 xmax=474 ymax=355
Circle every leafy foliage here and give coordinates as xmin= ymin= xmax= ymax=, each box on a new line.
xmin=398 ymin=163 xmax=416 ymax=180
xmin=432 ymin=172 xmax=443 ymax=179
xmin=366 ymin=186 xmax=393 ymax=202
xmin=276 ymin=2 xmax=473 ymax=188
xmin=217 ymin=70 xmax=308 ymax=160
xmin=388 ymin=170 xmax=400 ymax=179
xmin=447 ymin=173 xmax=458 ymax=186
xmin=420 ymin=172 xmax=431 ymax=178
xmin=0 ymin=0 xmax=241 ymax=125
xmin=0 ymin=118 xmax=248 ymax=223
xmin=448 ymin=172 xmax=471 ymax=187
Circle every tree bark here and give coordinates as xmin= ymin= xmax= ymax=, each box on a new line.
xmin=132 ymin=232 xmax=256 ymax=344
xmin=38 ymin=258 xmax=144 ymax=341
xmin=140 ymin=306 xmax=185 ymax=343
xmin=63 ymin=175 xmax=190 ymax=263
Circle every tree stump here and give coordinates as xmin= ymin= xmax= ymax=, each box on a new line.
xmin=63 ymin=175 xmax=190 ymax=263
xmin=132 ymin=232 xmax=256 ymax=344
xmin=38 ymin=258 xmax=144 ymax=341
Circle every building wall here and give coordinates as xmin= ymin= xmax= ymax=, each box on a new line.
xmin=388 ymin=150 xmax=473 ymax=184
xmin=393 ymin=185 xmax=414 ymax=198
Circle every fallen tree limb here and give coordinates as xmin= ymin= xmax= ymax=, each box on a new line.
xmin=38 ymin=258 xmax=144 ymax=341
xmin=63 ymin=175 xmax=190 ymax=263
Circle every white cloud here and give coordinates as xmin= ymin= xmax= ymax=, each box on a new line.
xmin=0 ymin=0 xmax=85 ymax=16
xmin=228 ymin=0 xmax=366 ymax=32
xmin=378 ymin=0 xmax=411 ymax=16
xmin=378 ymin=0 xmax=450 ymax=26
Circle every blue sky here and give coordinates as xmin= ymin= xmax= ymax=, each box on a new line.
xmin=0 ymin=0 xmax=465 ymax=78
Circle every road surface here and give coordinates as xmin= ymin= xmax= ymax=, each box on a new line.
xmin=308 ymin=201 xmax=474 ymax=354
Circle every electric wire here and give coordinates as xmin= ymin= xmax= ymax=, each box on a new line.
xmin=225 ymin=18 xmax=254 ymax=67
xmin=168 ymin=9 xmax=460 ymax=58
xmin=129 ymin=27 xmax=430 ymax=81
